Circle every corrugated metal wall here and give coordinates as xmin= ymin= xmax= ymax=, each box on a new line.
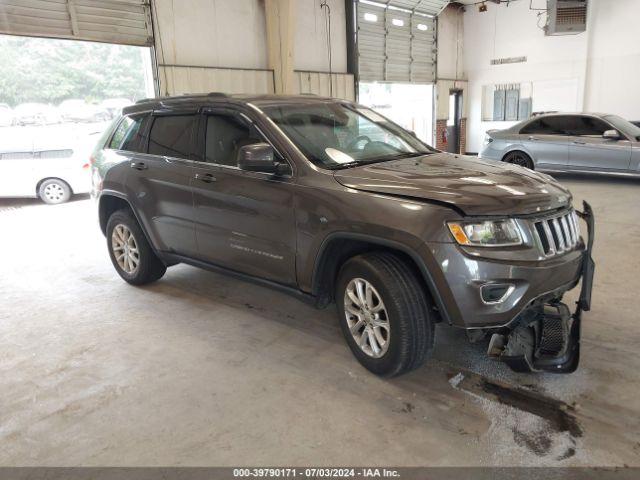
xmin=0 ymin=0 xmax=153 ymax=46
xmin=158 ymin=65 xmax=275 ymax=96
xmin=159 ymin=65 xmax=355 ymax=101
xmin=357 ymin=1 xmax=436 ymax=83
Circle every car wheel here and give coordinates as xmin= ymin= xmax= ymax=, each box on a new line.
xmin=336 ymin=252 xmax=435 ymax=377
xmin=38 ymin=179 xmax=72 ymax=204
xmin=504 ymin=151 xmax=534 ymax=170
xmin=106 ymin=209 xmax=167 ymax=285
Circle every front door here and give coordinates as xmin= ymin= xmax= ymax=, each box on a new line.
xmin=125 ymin=111 xmax=198 ymax=257
xmin=191 ymin=110 xmax=297 ymax=286
xmin=567 ymin=115 xmax=632 ymax=171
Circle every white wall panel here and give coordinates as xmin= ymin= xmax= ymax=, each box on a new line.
xmin=463 ymin=0 xmax=589 ymax=152
xmin=159 ymin=66 xmax=275 ymax=96
xmin=153 ymin=0 xmax=352 ymax=97
xmin=153 ymin=0 xmax=268 ymax=69
xmin=294 ymin=71 xmax=355 ymax=100
xmin=294 ymin=0 xmax=347 ymax=73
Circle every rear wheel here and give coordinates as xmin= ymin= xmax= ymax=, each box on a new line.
xmin=503 ymin=151 xmax=534 ymax=170
xmin=336 ymin=252 xmax=435 ymax=377
xmin=38 ymin=178 xmax=71 ymax=204
xmin=106 ymin=209 xmax=166 ymax=285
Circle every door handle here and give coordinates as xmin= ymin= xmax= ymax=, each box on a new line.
xmin=528 ymin=136 xmax=539 ymax=141
xmin=195 ymin=173 xmax=216 ymax=183
xmin=572 ymin=140 xmax=586 ymax=145
xmin=130 ymin=161 xmax=147 ymax=170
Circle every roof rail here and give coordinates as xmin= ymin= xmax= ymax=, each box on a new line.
xmin=135 ymin=97 xmax=156 ymax=104
xmin=207 ymin=92 xmax=229 ymax=97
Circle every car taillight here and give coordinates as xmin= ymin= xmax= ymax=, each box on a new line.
xmin=82 ymin=163 xmax=90 ymax=169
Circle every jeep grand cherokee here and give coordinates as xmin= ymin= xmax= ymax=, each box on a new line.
xmin=91 ymin=93 xmax=595 ymax=377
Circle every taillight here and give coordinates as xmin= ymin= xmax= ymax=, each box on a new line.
xmin=82 ymin=163 xmax=90 ymax=169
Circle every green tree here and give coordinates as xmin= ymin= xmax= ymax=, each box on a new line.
xmin=0 ymin=35 xmax=149 ymax=106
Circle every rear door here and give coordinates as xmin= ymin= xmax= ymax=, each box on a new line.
xmin=124 ymin=111 xmax=199 ymax=257
xmin=191 ymin=107 xmax=297 ymax=286
xmin=518 ymin=116 xmax=570 ymax=169
xmin=566 ymin=115 xmax=632 ymax=171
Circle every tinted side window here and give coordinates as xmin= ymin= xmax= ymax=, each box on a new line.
xmin=570 ymin=116 xmax=611 ymax=136
xmin=520 ymin=119 xmax=541 ymax=134
xmin=520 ymin=120 xmax=540 ymax=134
xmin=1 ymin=152 xmax=33 ymax=161
xmin=521 ymin=117 xmax=569 ymax=135
xmin=121 ymin=115 xmax=147 ymax=152
xmin=148 ymin=115 xmax=196 ymax=159
xmin=205 ymin=114 xmax=260 ymax=167
xmin=108 ymin=117 xmax=131 ymax=149
xmin=542 ymin=116 xmax=571 ymax=135
xmin=108 ymin=115 xmax=145 ymax=152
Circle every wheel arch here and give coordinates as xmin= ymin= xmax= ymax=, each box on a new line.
xmin=98 ymin=193 xmax=132 ymax=235
xmin=501 ymin=148 xmax=535 ymax=168
xmin=99 ymin=192 xmax=168 ymax=263
xmin=310 ymin=232 xmax=449 ymax=324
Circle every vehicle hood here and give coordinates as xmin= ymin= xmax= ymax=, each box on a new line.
xmin=332 ymin=153 xmax=572 ymax=216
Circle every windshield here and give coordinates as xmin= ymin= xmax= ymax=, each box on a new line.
xmin=263 ymin=102 xmax=435 ymax=169
xmin=604 ymin=115 xmax=640 ymax=140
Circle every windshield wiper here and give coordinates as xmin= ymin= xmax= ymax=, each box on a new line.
xmin=329 ymin=152 xmax=427 ymax=170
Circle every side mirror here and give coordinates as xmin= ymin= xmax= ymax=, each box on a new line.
xmin=603 ymin=129 xmax=621 ymax=140
xmin=238 ymin=143 xmax=283 ymax=174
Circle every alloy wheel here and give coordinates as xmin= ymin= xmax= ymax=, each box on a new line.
xmin=111 ymin=224 xmax=140 ymax=274
xmin=344 ymin=278 xmax=390 ymax=358
xmin=509 ymin=153 xmax=531 ymax=168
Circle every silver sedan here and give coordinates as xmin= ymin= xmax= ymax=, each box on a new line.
xmin=480 ymin=113 xmax=640 ymax=177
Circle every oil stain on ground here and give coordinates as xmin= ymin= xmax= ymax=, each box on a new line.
xmin=450 ymin=370 xmax=582 ymax=460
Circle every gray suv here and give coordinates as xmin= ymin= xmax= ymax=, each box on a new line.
xmin=481 ymin=112 xmax=640 ymax=176
xmin=92 ymin=94 xmax=595 ymax=377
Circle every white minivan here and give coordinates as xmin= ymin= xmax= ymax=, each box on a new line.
xmin=0 ymin=127 xmax=95 ymax=204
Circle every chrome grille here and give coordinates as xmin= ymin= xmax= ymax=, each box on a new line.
xmin=532 ymin=209 xmax=581 ymax=257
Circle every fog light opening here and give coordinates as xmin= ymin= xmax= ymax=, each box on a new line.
xmin=481 ymin=283 xmax=515 ymax=304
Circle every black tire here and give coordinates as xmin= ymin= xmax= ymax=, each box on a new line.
xmin=106 ymin=209 xmax=166 ymax=285
xmin=336 ymin=252 xmax=435 ymax=377
xmin=38 ymin=178 xmax=72 ymax=204
xmin=503 ymin=151 xmax=534 ymax=170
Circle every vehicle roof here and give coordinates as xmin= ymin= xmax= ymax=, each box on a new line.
xmin=529 ymin=112 xmax=611 ymax=120
xmin=122 ymin=93 xmax=349 ymax=115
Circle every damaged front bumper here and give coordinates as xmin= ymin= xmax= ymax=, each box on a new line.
xmin=488 ymin=201 xmax=595 ymax=373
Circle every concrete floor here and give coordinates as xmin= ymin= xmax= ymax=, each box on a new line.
xmin=1 ymin=174 xmax=639 ymax=467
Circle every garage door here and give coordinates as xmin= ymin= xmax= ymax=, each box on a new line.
xmin=357 ymin=0 xmax=440 ymax=83
xmin=0 ymin=0 xmax=153 ymax=46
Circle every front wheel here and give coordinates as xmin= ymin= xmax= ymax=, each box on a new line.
xmin=336 ymin=252 xmax=435 ymax=377
xmin=106 ymin=209 xmax=166 ymax=285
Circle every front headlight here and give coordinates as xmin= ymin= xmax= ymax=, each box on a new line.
xmin=483 ymin=134 xmax=493 ymax=146
xmin=447 ymin=219 xmax=523 ymax=247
